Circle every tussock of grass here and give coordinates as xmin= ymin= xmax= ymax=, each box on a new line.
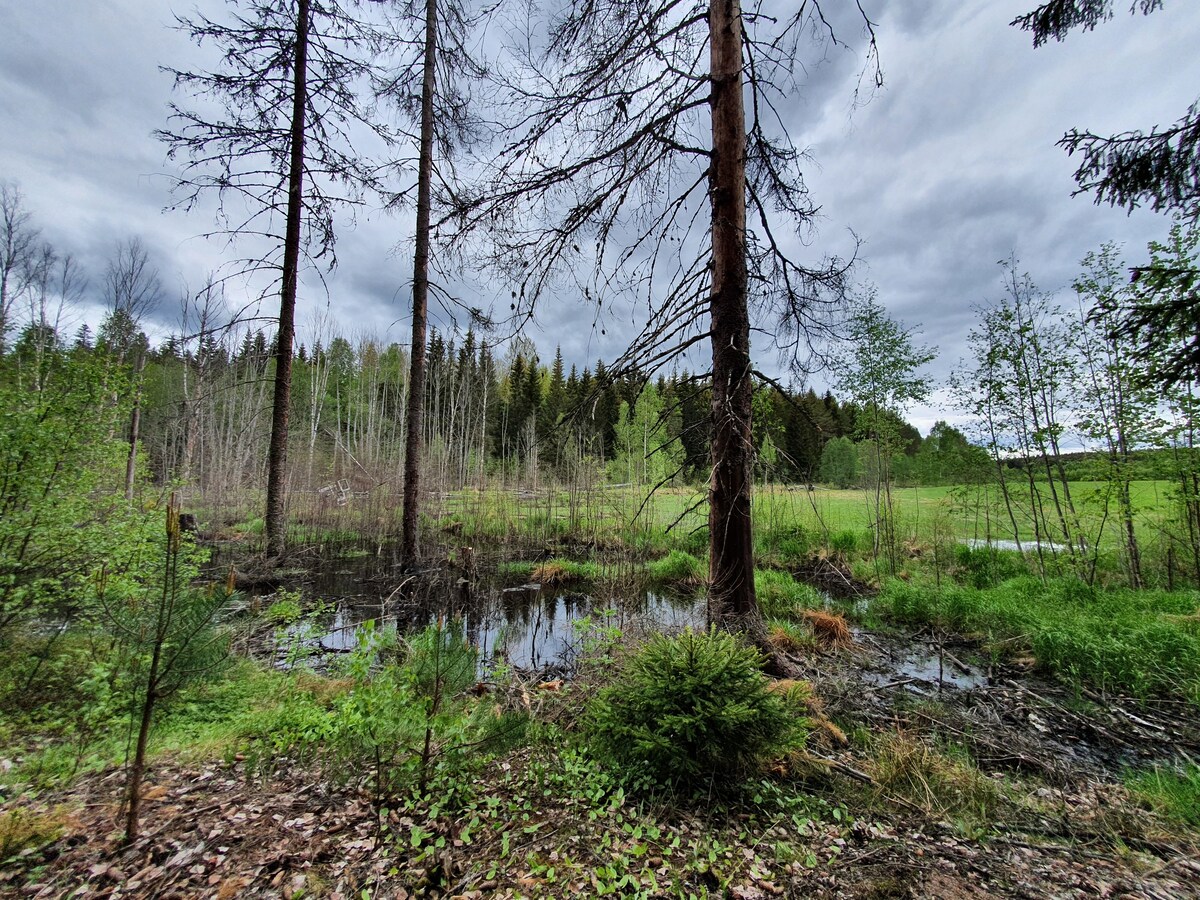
xmin=801 ymin=610 xmax=853 ymax=649
xmin=754 ymin=569 xmax=823 ymax=619
xmin=500 ymin=558 xmax=600 ymax=584
xmin=869 ymin=731 xmax=1000 ymax=824
xmin=531 ymin=559 xmax=601 ymax=584
xmin=645 ymin=550 xmax=706 ymax=585
xmin=877 ymin=577 xmax=1200 ymax=702
xmin=766 ymin=622 xmax=812 ymax=654
xmin=0 ymin=806 xmax=72 ymax=860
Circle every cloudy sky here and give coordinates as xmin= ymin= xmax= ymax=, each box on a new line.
xmin=1 ymin=0 xmax=1197 ymax=432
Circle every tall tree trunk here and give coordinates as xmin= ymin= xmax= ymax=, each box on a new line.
xmin=401 ymin=0 xmax=438 ymax=564
xmin=124 ymin=351 xmax=146 ymax=501
xmin=265 ymin=0 xmax=310 ymax=559
xmin=708 ymin=0 xmax=760 ymax=634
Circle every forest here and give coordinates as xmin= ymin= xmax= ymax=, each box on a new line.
xmin=2 ymin=0 xmax=1200 ymax=897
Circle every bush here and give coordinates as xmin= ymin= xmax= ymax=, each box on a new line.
xmin=587 ymin=628 xmax=806 ymax=791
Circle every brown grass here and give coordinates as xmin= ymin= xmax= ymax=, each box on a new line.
xmin=802 ymin=610 xmax=854 ymax=649
xmin=531 ymin=562 xmax=570 ymax=585
xmin=767 ymin=625 xmax=807 ymax=654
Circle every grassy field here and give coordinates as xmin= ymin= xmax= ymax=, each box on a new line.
xmin=427 ymin=478 xmax=1186 ymax=563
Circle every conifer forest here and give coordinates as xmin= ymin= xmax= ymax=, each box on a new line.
xmin=2 ymin=0 xmax=1200 ymax=896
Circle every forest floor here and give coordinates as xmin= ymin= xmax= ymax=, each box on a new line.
xmin=5 ymin=618 xmax=1199 ymax=899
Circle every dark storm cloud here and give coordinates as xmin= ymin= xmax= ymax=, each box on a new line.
xmin=1 ymin=0 xmax=1198 ymax=436
xmin=785 ymin=0 xmax=1200 ymax=428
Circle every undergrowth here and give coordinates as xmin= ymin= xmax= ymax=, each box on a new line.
xmin=877 ymin=577 xmax=1200 ymax=702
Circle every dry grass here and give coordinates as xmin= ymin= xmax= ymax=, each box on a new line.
xmin=0 ymin=805 xmax=74 ymax=860
xmin=768 ymin=679 xmax=848 ymax=749
xmin=868 ymin=731 xmax=1000 ymax=822
xmin=802 ymin=610 xmax=854 ymax=649
xmin=531 ymin=562 xmax=571 ymax=585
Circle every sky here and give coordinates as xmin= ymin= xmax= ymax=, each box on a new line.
xmin=1 ymin=0 xmax=1197 ymax=434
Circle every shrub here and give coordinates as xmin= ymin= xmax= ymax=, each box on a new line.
xmin=587 ymin=628 xmax=806 ymax=791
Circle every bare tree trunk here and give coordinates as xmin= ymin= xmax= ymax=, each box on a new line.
xmin=401 ymin=0 xmax=438 ymax=564
xmin=125 ymin=351 xmax=147 ymax=501
xmin=707 ymin=0 xmax=760 ymax=635
xmin=265 ymin=0 xmax=310 ymax=560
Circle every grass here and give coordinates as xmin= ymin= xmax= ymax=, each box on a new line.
xmin=754 ymin=569 xmax=823 ymax=619
xmin=498 ymin=558 xmax=602 ymax=583
xmin=875 ymin=577 xmax=1200 ymax=702
xmin=645 ymin=550 xmax=706 ymax=585
xmin=1127 ymin=762 xmax=1200 ymax=827
xmin=867 ymin=731 xmax=1002 ymax=832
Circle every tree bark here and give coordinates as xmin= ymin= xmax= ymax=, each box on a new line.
xmin=265 ymin=0 xmax=310 ymax=560
xmin=708 ymin=0 xmax=760 ymax=633
xmin=401 ymin=0 xmax=438 ymax=564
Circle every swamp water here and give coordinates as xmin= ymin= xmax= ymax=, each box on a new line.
xmin=223 ymin=542 xmax=705 ymax=674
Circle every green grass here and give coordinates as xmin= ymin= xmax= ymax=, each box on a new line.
xmin=754 ymin=569 xmax=824 ymax=620
xmin=875 ymin=577 xmax=1200 ymax=702
xmin=1126 ymin=763 xmax=1200 ymax=827
xmin=498 ymin=558 xmax=602 ymax=583
xmin=645 ymin=550 xmax=706 ymax=585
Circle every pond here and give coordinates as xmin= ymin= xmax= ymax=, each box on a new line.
xmin=222 ymin=542 xmax=706 ymax=674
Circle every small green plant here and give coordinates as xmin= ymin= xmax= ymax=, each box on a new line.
xmin=266 ymin=591 xmax=303 ymax=625
xmin=587 ymin=628 xmax=806 ymax=791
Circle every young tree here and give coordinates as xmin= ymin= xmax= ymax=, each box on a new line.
xmin=449 ymin=0 xmax=875 ymax=644
xmin=0 ymin=181 xmax=37 ymax=359
xmin=159 ymin=0 xmax=399 ymax=558
xmin=831 ymin=293 xmax=934 ymax=574
xmin=100 ymin=238 xmax=159 ymax=500
xmin=1072 ymin=242 xmax=1162 ymax=586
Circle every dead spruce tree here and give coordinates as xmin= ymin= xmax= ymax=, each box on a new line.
xmin=379 ymin=0 xmax=490 ymax=565
xmin=159 ymin=0 xmax=401 ymax=559
xmin=448 ymin=0 xmax=876 ymax=646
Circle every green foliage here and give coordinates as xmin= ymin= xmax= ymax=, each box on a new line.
xmin=253 ymin=619 xmax=523 ymax=807
xmin=829 ymin=529 xmax=860 ymax=555
xmin=0 ymin=351 xmax=142 ymax=637
xmin=1127 ymin=762 xmax=1200 ymax=827
xmin=587 ymin=629 xmax=807 ymax=791
xmin=953 ymin=544 xmax=1030 ymax=588
xmin=645 ymin=550 xmax=705 ymax=585
xmin=818 ymin=437 xmax=858 ymax=489
xmin=265 ymin=592 xmax=303 ymax=625
xmin=877 ymin=578 xmax=1200 ymax=700
xmin=753 ymin=569 xmax=822 ymax=619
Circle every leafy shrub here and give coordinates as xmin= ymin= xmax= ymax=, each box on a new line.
xmin=587 ymin=628 xmax=806 ymax=791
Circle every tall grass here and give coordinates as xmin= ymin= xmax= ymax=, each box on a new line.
xmin=876 ymin=577 xmax=1200 ymax=702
